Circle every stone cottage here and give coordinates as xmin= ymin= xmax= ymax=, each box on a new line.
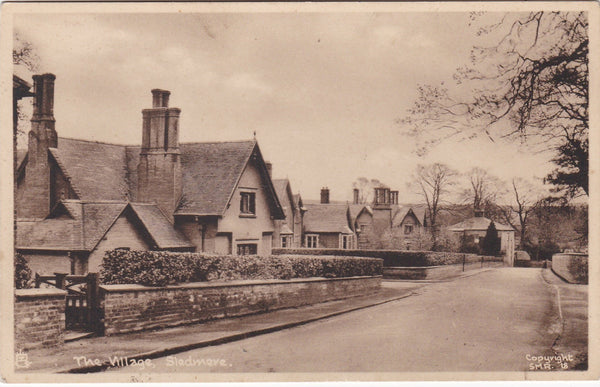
xmin=448 ymin=210 xmax=515 ymax=265
xmin=271 ymin=177 xmax=305 ymax=248
xmin=15 ymin=74 xmax=285 ymax=275
xmin=302 ymin=188 xmax=355 ymax=249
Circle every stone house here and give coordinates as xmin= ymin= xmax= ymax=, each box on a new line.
xmin=271 ymin=178 xmax=305 ymax=248
xmin=302 ymin=188 xmax=355 ymax=249
xmin=15 ymin=74 xmax=285 ymax=275
xmin=390 ymin=206 xmax=428 ymax=250
xmin=448 ymin=210 xmax=515 ymax=264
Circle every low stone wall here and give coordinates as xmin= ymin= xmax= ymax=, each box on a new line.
xmin=552 ymin=253 xmax=588 ymax=284
xmin=384 ymin=261 xmax=504 ymax=280
xmin=14 ymin=288 xmax=66 ymax=350
xmin=100 ymin=276 xmax=381 ymax=336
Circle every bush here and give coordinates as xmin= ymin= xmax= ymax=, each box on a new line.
xmin=481 ymin=222 xmax=501 ymax=256
xmin=272 ymin=248 xmax=498 ymax=267
xmin=100 ymin=250 xmax=383 ymax=286
xmin=523 ymin=240 xmax=561 ymax=261
xmin=15 ymin=253 xmax=32 ymax=289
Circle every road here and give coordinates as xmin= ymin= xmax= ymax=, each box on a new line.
xmin=111 ymin=268 xmax=568 ymax=373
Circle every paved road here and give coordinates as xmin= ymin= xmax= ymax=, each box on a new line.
xmin=112 ymin=268 xmax=563 ymax=373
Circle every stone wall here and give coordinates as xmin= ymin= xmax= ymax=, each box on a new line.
xmin=100 ymin=276 xmax=381 ymax=336
xmin=384 ymin=261 xmax=504 ymax=280
xmin=14 ymin=288 xmax=66 ymax=350
xmin=552 ymin=253 xmax=588 ymax=284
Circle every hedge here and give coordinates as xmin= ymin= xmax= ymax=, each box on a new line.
xmin=272 ymin=248 xmax=501 ymax=267
xmin=100 ymin=249 xmax=383 ymax=286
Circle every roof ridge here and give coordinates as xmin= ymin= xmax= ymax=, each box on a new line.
xmin=58 ymin=136 xmax=136 ymax=147
xmin=180 ymin=139 xmax=255 ymax=145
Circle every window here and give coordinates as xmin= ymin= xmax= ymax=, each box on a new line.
xmin=281 ymin=236 xmax=290 ymax=248
xmin=404 ymin=225 xmax=413 ymax=235
xmin=306 ymin=235 xmax=318 ymax=248
xmin=237 ymin=244 xmax=257 ymax=256
xmin=341 ymin=235 xmax=352 ymax=249
xmin=240 ymin=192 xmax=256 ymax=215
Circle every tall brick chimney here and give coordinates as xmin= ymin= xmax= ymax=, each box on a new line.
xmin=320 ymin=187 xmax=330 ymax=204
xmin=353 ymin=188 xmax=359 ymax=204
xmin=137 ymin=89 xmax=182 ymax=218
xmin=19 ymin=74 xmax=57 ymax=219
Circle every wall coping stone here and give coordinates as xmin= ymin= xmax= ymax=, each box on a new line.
xmin=386 ymin=259 xmax=504 ymax=270
xmin=15 ymin=288 xmax=66 ymax=299
xmin=100 ymin=275 xmax=382 ymax=293
xmin=553 ymin=253 xmax=588 ymax=257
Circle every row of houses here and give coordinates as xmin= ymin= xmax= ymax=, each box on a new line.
xmin=14 ymin=74 xmax=514 ymax=276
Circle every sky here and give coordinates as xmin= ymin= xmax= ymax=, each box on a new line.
xmin=13 ymin=10 xmax=558 ymax=203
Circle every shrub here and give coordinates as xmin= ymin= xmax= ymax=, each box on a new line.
xmin=15 ymin=253 xmax=32 ymax=289
xmin=481 ymin=222 xmax=501 ymax=256
xmin=100 ymin=250 xmax=383 ymax=286
xmin=271 ymin=248 xmax=499 ymax=267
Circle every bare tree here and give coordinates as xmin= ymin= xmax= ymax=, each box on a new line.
xmin=410 ymin=163 xmax=457 ymax=250
xmin=402 ymin=12 xmax=588 ymax=199
xmin=352 ymin=177 xmax=384 ymax=204
xmin=461 ymin=168 xmax=505 ymax=219
xmin=497 ymin=178 xmax=544 ymax=249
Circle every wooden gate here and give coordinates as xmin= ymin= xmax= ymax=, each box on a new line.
xmin=35 ymin=272 xmax=101 ymax=333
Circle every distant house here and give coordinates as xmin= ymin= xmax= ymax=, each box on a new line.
xmin=272 ymin=178 xmax=305 ymax=248
xmin=15 ymin=74 xmax=285 ymax=275
xmin=350 ymin=186 xmax=403 ymax=249
xmin=303 ymin=188 xmax=355 ymax=249
xmin=390 ymin=206 xmax=428 ymax=250
xmin=448 ymin=210 xmax=515 ymax=264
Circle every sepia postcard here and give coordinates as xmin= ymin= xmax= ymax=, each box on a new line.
xmin=1 ymin=1 xmax=598 ymax=383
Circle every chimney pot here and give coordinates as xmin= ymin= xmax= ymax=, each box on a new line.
xmin=353 ymin=188 xmax=360 ymax=204
xmin=32 ymin=73 xmax=56 ymax=119
xmin=320 ymin=187 xmax=330 ymax=204
xmin=151 ymin=89 xmax=171 ymax=108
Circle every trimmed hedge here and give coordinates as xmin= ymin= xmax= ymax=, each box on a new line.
xmin=272 ymin=248 xmax=501 ymax=267
xmin=100 ymin=249 xmax=382 ymax=286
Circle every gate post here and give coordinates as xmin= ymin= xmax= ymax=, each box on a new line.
xmin=87 ymin=273 xmax=100 ymax=333
xmin=55 ymin=273 xmax=68 ymax=289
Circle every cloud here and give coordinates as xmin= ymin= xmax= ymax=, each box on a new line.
xmin=224 ymin=72 xmax=272 ymax=95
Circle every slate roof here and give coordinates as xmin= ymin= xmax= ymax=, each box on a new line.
xmin=176 ymin=140 xmax=258 ymax=215
xmin=272 ymin=179 xmax=296 ymax=212
xmin=17 ymin=201 xmax=127 ymax=251
xmin=49 ymin=138 xmax=131 ymax=200
xmin=279 ymin=224 xmax=294 ymax=235
xmin=16 ymin=200 xmax=192 ymax=251
xmin=130 ymin=203 xmax=193 ymax=249
xmin=303 ymin=204 xmax=353 ymax=234
xmin=391 ymin=206 xmax=427 ymax=227
xmin=24 ymin=137 xmax=280 ymax=217
xmin=448 ymin=216 xmax=514 ymax=232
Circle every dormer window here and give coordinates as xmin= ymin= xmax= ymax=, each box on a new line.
xmin=404 ymin=225 xmax=413 ymax=235
xmin=240 ymin=192 xmax=256 ymax=216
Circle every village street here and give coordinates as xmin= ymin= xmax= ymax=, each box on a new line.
xmin=110 ymin=268 xmax=586 ymax=373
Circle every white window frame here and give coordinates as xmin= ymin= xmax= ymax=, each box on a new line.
xmin=306 ymin=234 xmax=319 ymax=249
xmin=341 ymin=234 xmax=352 ymax=249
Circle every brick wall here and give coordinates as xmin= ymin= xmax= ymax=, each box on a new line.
xmin=14 ymin=288 xmax=66 ymax=350
xmin=100 ymin=276 xmax=381 ymax=336
xmin=552 ymin=253 xmax=588 ymax=284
